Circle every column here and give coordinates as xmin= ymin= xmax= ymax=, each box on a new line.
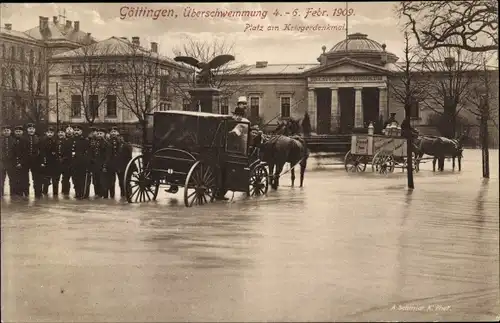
xmin=307 ymin=88 xmax=317 ymax=132
xmin=354 ymin=87 xmax=363 ymax=128
xmin=378 ymin=86 xmax=388 ymax=121
xmin=330 ymin=87 xmax=339 ymax=133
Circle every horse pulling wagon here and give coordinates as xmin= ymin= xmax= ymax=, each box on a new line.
xmin=123 ymin=111 xmax=269 ymax=207
xmin=344 ymin=133 xmax=419 ymax=174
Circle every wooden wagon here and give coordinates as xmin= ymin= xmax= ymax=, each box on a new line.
xmin=123 ymin=111 xmax=269 ymax=207
xmin=344 ymin=133 xmax=419 ymax=174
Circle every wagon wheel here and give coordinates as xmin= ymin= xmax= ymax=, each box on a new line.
xmin=344 ymin=150 xmax=367 ymax=172
xmin=184 ymin=161 xmax=217 ymax=207
xmin=248 ymin=164 xmax=269 ymax=197
xmin=413 ymin=152 xmax=420 ymax=173
xmin=372 ymin=151 xmax=395 ymax=174
xmin=124 ymin=155 xmax=160 ymax=203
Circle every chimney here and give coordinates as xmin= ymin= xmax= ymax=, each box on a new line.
xmin=151 ymin=42 xmax=158 ymax=53
xmin=66 ymin=20 xmax=72 ymax=28
xmin=4 ymin=23 xmax=12 ymax=31
xmin=87 ymin=33 xmax=92 ymax=38
xmin=39 ymin=16 xmax=48 ymax=32
xmin=53 ymin=16 xmax=58 ymax=24
xmin=74 ymin=21 xmax=80 ymax=32
xmin=255 ymin=61 xmax=268 ymax=68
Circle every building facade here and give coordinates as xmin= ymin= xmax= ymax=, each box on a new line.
xmin=0 ymin=16 xmax=94 ymax=126
xmin=222 ymin=33 xmax=498 ymax=141
xmin=49 ymin=36 xmax=191 ymax=127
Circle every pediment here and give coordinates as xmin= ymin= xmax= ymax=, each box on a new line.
xmin=305 ymin=57 xmax=390 ymax=76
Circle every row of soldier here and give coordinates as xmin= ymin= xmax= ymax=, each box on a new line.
xmin=1 ymin=123 xmax=133 ymax=200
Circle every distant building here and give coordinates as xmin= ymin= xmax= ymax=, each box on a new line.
xmin=224 ymin=33 xmax=498 ymax=143
xmin=0 ymin=16 xmax=94 ymax=126
xmin=49 ymin=36 xmax=191 ymax=126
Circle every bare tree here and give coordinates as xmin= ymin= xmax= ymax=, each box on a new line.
xmin=3 ymin=48 xmax=54 ymax=127
xmin=418 ymin=45 xmax=484 ymax=138
xmin=464 ymin=53 xmax=498 ymax=178
xmin=113 ymin=43 xmax=164 ymax=146
xmin=171 ymin=37 xmax=248 ymax=107
xmin=397 ymin=1 xmax=498 ymax=53
xmin=66 ymin=43 xmax=116 ymax=125
xmin=388 ymin=32 xmax=428 ymax=189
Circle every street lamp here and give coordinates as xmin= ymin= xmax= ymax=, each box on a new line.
xmin=56 ymin=82 xmax=62 ymax=131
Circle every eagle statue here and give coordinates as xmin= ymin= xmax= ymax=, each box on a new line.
xmin=174 ymin=54 xmax=235 ymax=87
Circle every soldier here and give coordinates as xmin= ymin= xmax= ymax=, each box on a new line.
xmin=25 ymin=123 xmax=44 ymax=198
xmin=84 ymin=126 xmax=98 ymax=198
xmin=1 ymin=126 xmax=15 ymax=197
xmin=106 ymin=127 xmax=127 ymax=198
xmin=119 ymin=133 xmax=133 ymax=198
xmin=41 ymin=127 xmax=57 ymax=196
xmin=12 ymin=125 xmax=28 ymax=198
xmin=68 ymin=125 xmax=89 ymax=199
xmin=61 ymin=126 xmax=74 ymax=196
xmin=52 ymin=129 xmax=68 ymax=196
xmin=90 ymin=128 xmax=110 ymax=198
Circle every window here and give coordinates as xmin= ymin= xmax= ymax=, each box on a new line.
xmin=220 ymin=98 xmax=229 ymax=114
xmin=226 ymin=121 xmax=249 ymax=155
xmin=280 ymin=96 xmax=291 ymax=118
xmin=158 ymin=103 xmax=167 ymax=111
xmin=249 ymin=97 xmax=260 ymax=120
xmin=159 ymin=76 xmax=168 ymax=99
xmin=20 ymin=70 xmax=25 ymax=90
xmin=182 ymin=98 xmax=190 ymax=111
xmin=28 ymin=71 xmax=33 ymax=90
xmin=145 ymin=95 xmax=151 ymax=112
xmin=11 ymin=46 xmax=16 ymax=60
xmin=1 ymin=68 xmax=5 ymax=87
xmin=10 ymin=69 xmax=16 ymax=89
xmin=1 ymin=44 xmax=5 ymax=58
xmin=38 ymin=50 xmax=43 ymax=63
xmin=29 ymin=49 xmax=34 ymax=64
xmin=20 ymin=48 xmax=25 ymax=61
xmin=89 ymin=95 xmax=99 ymax=118
xmin=71 ymin=95 xmax=82 ymax=117
xmin=71 ymin=65 xmax=82 ymax=74
xmin=409 ymin=97 xmax=420 ymax=119
xmin=36 ymin=72 xmax=42 ymax=94
xmin=106 ymin=95 xmax=117 ymax=117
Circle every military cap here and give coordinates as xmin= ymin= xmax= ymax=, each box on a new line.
xmin=26 ymin=123 xmax=35 ymax=128
xmin=47 ymin=126 xmax=55 ymax=132
xmin=111 ymin=126 xmax=118 ymax=131
xmin=89 ymin=126 xmax=97 ymax=132
xmin=2 ymin=125 xmax=11 ymax=130
xmin=15 ymin=125 xmax=23 ymax=130
xmin=99 ymin=128 xmax=106 ymax=133
xmin=65 ymin=124 xmax=73 ymax=130
xmin=73 ymin=125 xmax=82 ymax=130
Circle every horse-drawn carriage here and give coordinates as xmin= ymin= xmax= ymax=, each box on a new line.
xmin=344 ymin=132 xmax=419 ymax=174
xmin=123 ymin=111 xmax=269 ymax=207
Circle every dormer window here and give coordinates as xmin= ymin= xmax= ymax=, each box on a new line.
xmin=71 ymin=65 xmax=82 ymax=74
xmin=108 ymin=64 xmax=117 ymax=74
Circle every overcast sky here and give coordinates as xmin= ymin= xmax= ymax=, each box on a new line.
xmin=1 ymin=2 xmax=426 ymax=65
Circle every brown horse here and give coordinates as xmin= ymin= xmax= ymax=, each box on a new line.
xmin=250 ymin=120 xmax=309 ymax=189
xmin=413 ymin=134 xmax=465 ymax=171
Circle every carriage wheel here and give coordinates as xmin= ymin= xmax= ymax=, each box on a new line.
xmin=124 ymin=155 xmax=160 ymax=203
xmin=184 ymin=161 xmax=217 ymax=207
xmin=372 ymin=151 xmax=395 ymax=174
xmin=413 ymin=152 xmax=420 ymax=173
xmin=344 ymin=150 xmax=367 ymax=172
xmin=248 ymin=164 xmax=269 ymax=197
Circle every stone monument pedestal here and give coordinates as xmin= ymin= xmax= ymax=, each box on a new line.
xmin=189 ymin=87 xmax=221 ymax=113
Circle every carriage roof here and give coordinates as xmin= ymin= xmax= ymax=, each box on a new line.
xmin=153 ymin=110 xmax=250 ymax=124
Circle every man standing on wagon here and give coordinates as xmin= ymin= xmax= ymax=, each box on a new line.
xmin=233 ymin=96 xmax=248 ymax=119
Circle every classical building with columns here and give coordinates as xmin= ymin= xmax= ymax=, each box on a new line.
xmin=223 ymin=33 xmax=498 ymax=138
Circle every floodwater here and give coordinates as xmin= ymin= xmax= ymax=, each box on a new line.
xmin=1 ymin=149 xmax=499 ymax=322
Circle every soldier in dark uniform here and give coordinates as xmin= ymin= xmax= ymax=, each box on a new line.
xmin=1 ymin=126 xmax=15 ymax=197
xmin=51 ymin=129 xmax=67 ymax=196
xmin=61 ymin=128 xmax=73 ymax=196
xmin=41 ymin=127 xmax=57 ymax=196
xmin=106 ymin=126 xmax=126 ymax=198
xmin=68 ymin=125 xmax=89 ymax=199
xmin=84 ymin=126 xmax=98 ymax=198
xmin=90 ymin=128 xmax=110 ymax=198
xmin=25 ymin=123 xmax=44 ymax=198
xmin=12 ymin=125 xmax=28 ymax=197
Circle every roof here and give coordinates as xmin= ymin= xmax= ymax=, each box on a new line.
xmin=385 ymin=61 xmax=499 ymax=72
xmin=237 ymin=63 xmax=319 ymax=75
xmin=155 ymin=110 xmax=249 ymax=123
xmin=0 ymin=27 xmax=40 ymax=42
xmin=51 ymin=37 xmax=185 ymax=68
xmin=24 ymin=21 xmax=95 ymax=44
xmin=330 ymin=33 xmax=386 ymax=53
